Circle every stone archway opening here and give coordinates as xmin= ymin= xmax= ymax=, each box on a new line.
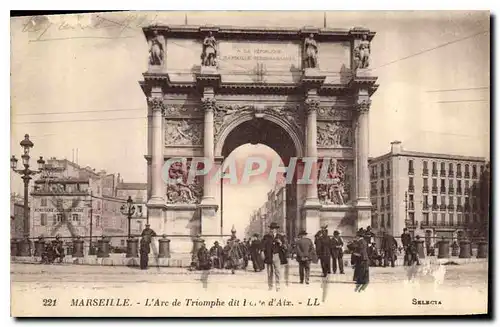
xmin=220 ymin=118 xmax=300 ymax=242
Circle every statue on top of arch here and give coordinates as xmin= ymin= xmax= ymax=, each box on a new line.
xmin=201 ymin=32 xmax=218 ymax=67
xmin=354 ymin=34 xmax=371 ymax=69
xmin=148 ymin=30 xmax=165 ymax=66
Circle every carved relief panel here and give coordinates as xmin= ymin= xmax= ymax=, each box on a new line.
xmin=317 ymin=158 xmax=354 ymax=205
xmin=164 ymin=119 xmax=203 ymax=147
xmin=317 ymin=121 xmax=353 ymax=148
xmin=165 ymin=160 xmax=203 ymax=204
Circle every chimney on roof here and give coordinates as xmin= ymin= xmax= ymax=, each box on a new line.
xmin=390 ymin=140 xmax=402 ymax=154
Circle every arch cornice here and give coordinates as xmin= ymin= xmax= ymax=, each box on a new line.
xmin=215 ymin=113 xmax=304 ymax=158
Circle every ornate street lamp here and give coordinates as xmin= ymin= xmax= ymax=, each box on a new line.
xmin=120 ymin=196 xmax=136 ymax=238
xmin=11 ymin=134 xmax=45 ymax=255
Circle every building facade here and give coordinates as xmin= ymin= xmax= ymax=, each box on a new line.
xmin=369 ymin=141 xmax=487 ymax=243
xmin=30 ymin=158 xmax=147 ymax=247
xmin=142 ymin=24 xmax=379 ymax=260
xmin=245 ymin=185 xmax=286 ymax=239
xmin=10 ymin=194 xmax=28 ymax=239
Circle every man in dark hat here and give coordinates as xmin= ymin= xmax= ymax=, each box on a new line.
xmin=400 ymin=228 xmax=412 ymax=266
xmin=141 ymin=224 xmax=157 ymax=240
xmin=261 ymin=222 xmax=287 ymax=291
xmin=331 ymin=230 xmax=344 ymax=274
xmin=381 ymin=230 xmax=397 ymax=268
xmin=52 ymin=235 xmax=65 ymax=263
xmin=353 ymin=229 xmax=369 ymax=292
xmin=139 ymin=224 xmax=157 ymax=270
xmin=316 ymin=225 xmax=332 ymax=277
xmin=209 ymin=241 xmax=224 ymax=269
xmin=295 ymin=230 xmax=315 ymax=284
xmin=197 ymin=240 xmax=211 ymax=270
xmin=249 ymin=233 xmax=264 ymax=272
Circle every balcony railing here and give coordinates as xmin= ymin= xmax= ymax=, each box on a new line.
xmin=386 ymin=187 xmax=391 ymax=194
xmin=408 ymin=168 xmax=414 ymax=175
xmin=420 ymin=220 xmax=466 ymax=228
xmin=422 ymin=204 xmax=430 ymax=211
xmin=465 ymin=189 xmax=470 ymax=195
xmin=408 ymin=203 xmax=415 ymax=211
xmin=465 ymin=172 xmax=470 ymax=178
xmin=440 ymin=204 xmax=447 ymax=211
xmin=448 ymin=171 xmax=454 ymax=177
xmin=432 ymin=170 xmax=438 ymax=177
xmin=385 ymin=204 xmax=391 ymax=209
xmin=432 ymin=187 xmax=438 ymax=194
xmin=405 ymin=219 xmax=417 ymax=227
xmin=457 ymin=188 xmax=463 ymax=194
xmin=423 ymin=168 xmax=429 ymax=176
xmin=472 ymin=172 xmax=478 ymax=179
xmin=408 ymin=186 xmax=415 ymax=193
xmin=440 ymin=170 xmax=446 ymax=176
xmin=448 ymin=187 xmax=455 ymax=194
xmin=457 ymin=205 xmax=463 ymax=211
xmin=440 ymin=187 xmax=446 ymax=194
xmin=432 ymin=204 xmax=439 ymax=210
xmin=380 ymin=188 xmax=385 ymax=194
xmin=422 ymin=186 xmax=429 ymax=193
xmin=386 ymin=170 xmax=391 ymax=176
xmin=457 ymin=172 xmax=463 ymax=178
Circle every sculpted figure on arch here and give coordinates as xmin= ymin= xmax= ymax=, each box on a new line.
xmin=148 ymin=30 xmax=165 ymax=66
xmin=303 ymin=33 xmax=318 ymax=69
xmin=201 ymin=32 xmax=218 ymax=67
xmin=355 ymin=34 xmax=371 ymax=69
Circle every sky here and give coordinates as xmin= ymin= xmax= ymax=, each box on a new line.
xmin=10 ymin=11 xmax=490 ymax=235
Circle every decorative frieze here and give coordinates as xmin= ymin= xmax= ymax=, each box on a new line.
xmin=317 ymin=121 xmax=353 ymax=148
xmin=318 ymin=159 xmax=353 ymax=205
xmin=317 ymin=107 xmax=353 ymax=121
xmin=164 ymin=120 xmax=203 ymax=146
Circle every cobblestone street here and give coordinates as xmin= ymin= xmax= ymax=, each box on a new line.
xmin=11 ymin=261 xmax=488 ymax=316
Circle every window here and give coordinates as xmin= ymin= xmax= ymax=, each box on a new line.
xmin=432 ymin=196 xmax=437 ymax=206
xmin=408 ymin=160 xmax=414 ymax=174
xmin=441 ymin=213 xmax=446 ymax=224
xmin=40 ymin=213 xmax=47 ymax=226
xmin=55 ymin=214 xmax=63 ymax=224
xmin=72 ymin=214 xmax=80 ymax=223
xmin=380 ymin=163 xmax=385 ymax=177
xmin=448 ymin=163 xmax=454 ymax=173
xmin=423 ymin=195 xmax=429 ymax=207
xmin=41 ymin=198 xmax=47 ymax=207
xmin=387 ymin=213 xmax=391 ymax=227
xmin=381 ymin=214 xmax=385 ymax=226
xmin=409 ymin=177 xmax=414 ymax=192
xmin=96 ymin=215 xmax=100 ymax=227
xmin=472 ymin=165 xmax=478 ymax=178
xmin=423 ymin=161 xmax=429 ymax=175
xmin=432 ymin=213 xmax=438 ymax=224
xmin=457 ymin=213 xmax=462 ymax=225
xmin=423 ymin=212 xmax=429 ymax=224
xmin=380 ymin=180 xmax=385 ymax=193
xmin=449 ymin=196 xmax=454 ymax=205
xmin=386 ymin=162 xmax=391 ymax=175
xmin=432 ymin=179 xmax=437 ymax=187
xmin=381 ymin=197 xmax=385 ymax=208
xmin=449 ymin=213 xmax=454 ymax=226
xmin=409 ymin=212 xmax=415 ymax=223
xmin=465 ymin=164 xmax=470 ymax=178
xmin=432 ymin=162 xmax=437 ymax=176
xmin=457 ymin=180 xmax=462 ymax=193
xmin=440 ymin=179 xmax=446 ymax=192
xmin=423 ymin=178 xmax=428 ymax=186
xmin=457 ymin=164 xmax=462 ymax=177
xmin=409 ymin=194 xmax=414 ymax=210
xmin=440 ymin=162 xmax=446 ymax=175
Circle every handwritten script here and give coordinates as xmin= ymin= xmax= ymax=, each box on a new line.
xmin=20 ymin=13 xmax=160 ymax=42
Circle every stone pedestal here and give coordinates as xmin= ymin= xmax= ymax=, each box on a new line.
xmin=126 ymin=238 xmax=139 ymax=258
xmin=72 ymin=238 xmax=84 ymax=258
xmin=158 ymin=236 xmax=171 ymax=259
xmin=437 ymin=240 xmax=450 ymax=259
xmin=476 ymin=241 xmax=488 ymax=258
xmin=459 ymin=240 xmax=471 ymax=259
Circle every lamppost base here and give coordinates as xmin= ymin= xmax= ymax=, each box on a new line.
xmin=18 ymin=238 xmax=32 ymax=257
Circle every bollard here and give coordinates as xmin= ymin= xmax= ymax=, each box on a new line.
xmin=451 ymin=242 xmax=459 ymax=256
xmin=191 ymin=235 xmax=204 ymax=267
xmin=459 ymin=240 xmax=471 ymax=259
xmin=158 ymin=235 xmax=171 ymax=259
xmin=437 ymin=238 xmax=450 ymax=259
xmin=11 ymin=239 xmax=18 ymax=257
xmin=18 ymin=237 xmax=32 ymax=257
xmin=476 ymin=241 xmax=488 ymax=258
xmin=88 ymin=238 xmax=96 ymax=256
xmin=415 ymin=239 xmax=425 ymax=259
xmin=126 ymin=237 xmax=139 ymax=258
xmin=34 ymin=237 xmax=45 ymax=257
xmin=97 ymin=236 xmax=110 ymax=258
xmin=72 ymin=236 xmax=84 ymax=258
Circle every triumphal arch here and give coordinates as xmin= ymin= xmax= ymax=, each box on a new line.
xmin=140 ymin=25 xmax=378 ymax=261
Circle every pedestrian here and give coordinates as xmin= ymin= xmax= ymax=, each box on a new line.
xmin=401 ymin=228 xmax=412 ymax=266
xmin=209 ymin=241 xmax=224 ymax=269
xmin=353 ymin=230 xmax=369 ymax=292
xmin=331 ymin=230 xmax=345 ymax=274
xmin=409 ymin=235 xmax=421 ymax=266
xmin=197 ymin=241 xmax=211 ymax=270
xmin=249 ymin=234 xmax=264 ymax=272
xmin=364 ymin=226 xmax=375 ymax=244
xmin=316 ymin=225 xmax=331 ymax=277
xmin=261 ymin=222 xmax=288 ymax=291
xmin=139 ymin=235 xmax=150 ymax=270
xmin=381 ymin=230 xmax=397 ymax=267
xmin=52 ymin=235 xmax=65 ymax=263
xmin=141 ymin=224 xmax=157 ymax=239
xmin=295 ymin=230 xmax=315 ymax=284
